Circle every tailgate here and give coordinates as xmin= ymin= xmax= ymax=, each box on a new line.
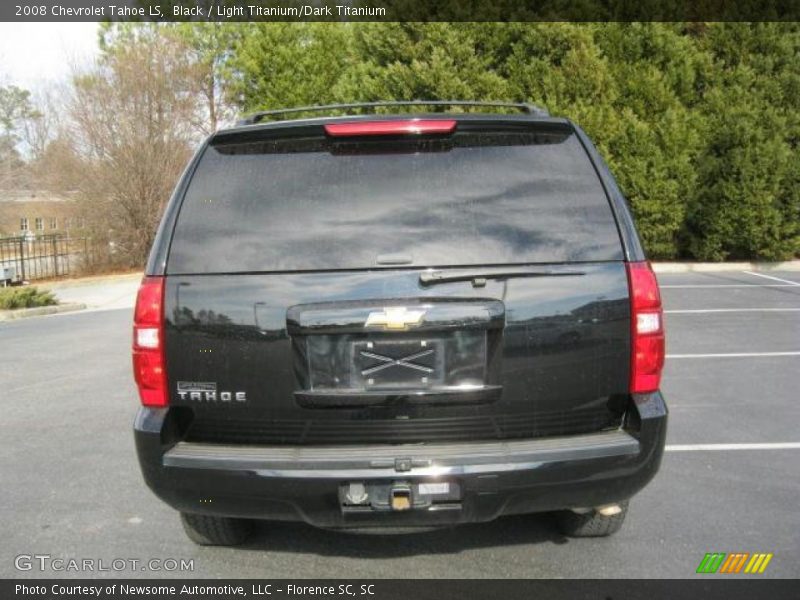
xmin=163 ymin=262 xmax=630 ymax=445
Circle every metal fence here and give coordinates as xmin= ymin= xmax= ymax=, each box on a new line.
xmin=0 ymin=234 xmax=88 ymax=282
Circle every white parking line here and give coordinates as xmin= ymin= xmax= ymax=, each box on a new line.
xmin=665 ymin=308 xmax=800 ymax=314
xmin=742 ymin=271 xmax=800 ymax=286
xmin=667 ymin=352 xmax=800 ymax=358
xmin=666 ymin=443 xmax=800 ymax=451
xmin=661 ymin=284 xmax=797 ymax=288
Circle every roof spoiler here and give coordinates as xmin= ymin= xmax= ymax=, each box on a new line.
xmin=236 ymin=101 xmax=549 ymax=126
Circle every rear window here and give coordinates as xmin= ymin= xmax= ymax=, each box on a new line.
xmin=167 ymin=128 xmax=622 ymax=273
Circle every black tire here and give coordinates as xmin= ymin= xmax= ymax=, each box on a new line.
xmin=179 ymin=512 xmax=253 ymax=546
xmin=556 ymin=501 xmax=629 ymax=537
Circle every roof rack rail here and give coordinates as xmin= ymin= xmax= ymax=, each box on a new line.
xmin=236 ymin=100 xmax=549 ymax=126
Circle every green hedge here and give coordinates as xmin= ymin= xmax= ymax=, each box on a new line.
xmin=0 ymin=287 xmax=58 ymax=310
xmin=228 ymin=23 xmax=800 ymax=261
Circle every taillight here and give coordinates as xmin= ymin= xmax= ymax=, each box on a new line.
xmin=626 ymin=261 xmax=665 ymax=394
xmin=132 ymin=276 xmax=167 ymax=407
xmin=324 ymin=119 xmax=457 ymax=137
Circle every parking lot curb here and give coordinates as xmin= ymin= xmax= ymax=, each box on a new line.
xmin=38 ymin=271 xmax=144 ymax=290
xmin=653 ymin=261 xmax=800 ymax=273
xmin=0 ymin=302 xmax=87 ymax=321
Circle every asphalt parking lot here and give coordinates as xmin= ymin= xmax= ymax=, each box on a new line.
xmin=1 ymin=269 xmax=798 ymax=579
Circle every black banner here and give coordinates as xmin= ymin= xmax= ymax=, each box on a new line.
xmin=5 ymin=0 xmax=800 ymax=22
xmin=5 ymin=580 xmax=800 ymax=600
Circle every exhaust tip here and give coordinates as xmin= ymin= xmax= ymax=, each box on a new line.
xmin=570 ymin=504 xmax=623 ymax=517
xmin=596 ymin=504 xmax=623 ymax=517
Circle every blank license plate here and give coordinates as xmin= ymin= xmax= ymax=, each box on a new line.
xmin=352 ymin=338 xmax=445 ymax=389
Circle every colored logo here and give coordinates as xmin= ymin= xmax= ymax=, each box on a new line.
xmin=696 ymin=552 xmax=773 ymax=574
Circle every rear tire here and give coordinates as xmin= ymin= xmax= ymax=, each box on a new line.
xmin=556 ymin=501 xmax=629 ymax=537
xmin=180 ymin=512 xmax=253 ymax=546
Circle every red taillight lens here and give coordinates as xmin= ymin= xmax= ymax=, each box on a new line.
xmin=132 ymin=276 xmax=167 ymax=407
xmin=626 ymin=261 xmax=665 ymax=394
xmin=324 ymin=119 xmax=457 ymax=137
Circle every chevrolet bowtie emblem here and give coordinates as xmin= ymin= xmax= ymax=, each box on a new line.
xmin=364 ymin=307 xmax=426 ymax=330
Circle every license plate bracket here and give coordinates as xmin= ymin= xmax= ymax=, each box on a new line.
xmin=352 ymin=338 xmax=446 ymax=390
xmin=340 ymin=480 xmax=462 ymax=512
xmin=304 ymin=330 xmax=488 ymax=392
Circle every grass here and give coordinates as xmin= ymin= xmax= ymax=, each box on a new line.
xmin=0 ymin=286 xmax=58 ymax=310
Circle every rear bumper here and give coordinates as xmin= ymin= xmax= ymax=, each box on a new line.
xmin=134 ymin=393 xmax=667 ymax=529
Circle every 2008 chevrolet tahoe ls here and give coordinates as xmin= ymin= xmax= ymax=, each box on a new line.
xmin=132 ymin=101 xmax=667 ymax=546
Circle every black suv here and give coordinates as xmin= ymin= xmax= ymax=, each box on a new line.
xmin=133 ymin=101 xmax=667 ymax=545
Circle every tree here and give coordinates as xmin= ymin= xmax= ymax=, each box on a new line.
xmin=21 ymin=89 xmax=59 ymax=161
xmin=687 ymin=97 xmax=797 ymax=260
xmin=336 ymin=24 xmax=510 ymax=105
xmin=685 ymin=23 xmax=800 ymax=260
xmin=227 ymin=23 xmax=353 ymax=113
xmin=0 ymin=84 xmax=40 ymax=189
xmin=168 ymin=23 xmax=243 ymax=133
xmin=68 ymin=29 xmax=196 ymax=267
xmin=0 ymin=85 xmax=38 ymax=138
